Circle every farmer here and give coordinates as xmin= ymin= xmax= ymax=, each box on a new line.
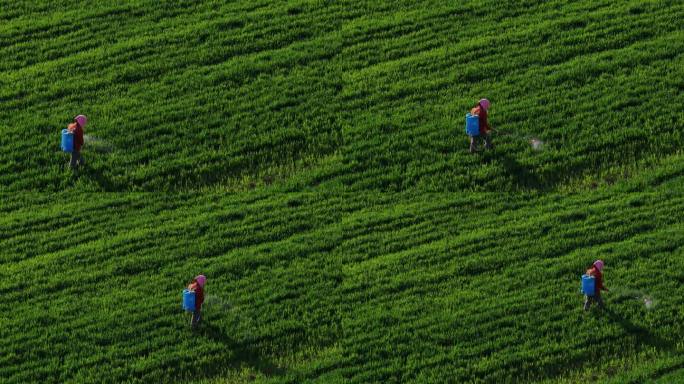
xmin=67 ymin=115 xmax=87 ymax=169
xmin=469 ymin=99 xmax=493 ymax=153
xmin=584 ymin=260 xmax=609 ymax=311
xmin=187 ymin=275 xmax=206 ymax=328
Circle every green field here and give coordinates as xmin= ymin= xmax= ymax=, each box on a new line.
xmin=1 ymin=0 xmax=683 ymax=191
xmin=2 ymin=192 xmax=684 ymax=383
xmin=2 ymin=0 xmax=684 ymax=383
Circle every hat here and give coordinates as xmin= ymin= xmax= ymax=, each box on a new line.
xmin=74 ymin=115 xmax=88 ymax=128
xmin=593 ymin=260 xmax=604 ymax=272
xmin=479 ymin=99 xmax=491 ymax=111
xmin=195 ymin=275 xmax=206 ymax=288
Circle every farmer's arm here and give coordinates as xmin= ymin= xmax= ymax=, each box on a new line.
xmin=480 ymin=111 xmax=491 ymax=132
xmin=76 ymin=127 xmax=85 ymax=148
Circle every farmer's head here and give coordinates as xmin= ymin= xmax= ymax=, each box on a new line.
xmin=593 ymin=260 xmax=604 ymax=272
xmin=479 ymin=99 xmax=491 ymax=111
xmin=195 ymin=275 xmax=206 ymax=288
xmin=74 ymin=115 xmax=88 ymax=128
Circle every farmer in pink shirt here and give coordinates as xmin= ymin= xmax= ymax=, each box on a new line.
xmin=469 ymin=99 xmax=493 ymax=153
xmin=67 ymin=115 xmax=87 ymax=169
xmin=187 ymin=275 xmax=206 ymax=328
xmin=584 ymin=260 xmax=609 ymax=311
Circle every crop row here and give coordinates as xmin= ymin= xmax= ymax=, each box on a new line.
xmin=0 ymin=0 xmax=344 ymax=191
xmin=1 ymin=0 xmax=683 ymax=191
xmin=336 ymin=0 xmax=684 ymax=191
xmin=2 ymin=191 xmax=683 ymax=382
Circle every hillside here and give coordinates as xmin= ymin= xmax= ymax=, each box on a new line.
xmin=2 ymin=0 xmax=684 ymax=383
xmin=0 ymin=0 xmax=682 ymax=191
xmin=2 ymin=190 xmax=684 ymax=383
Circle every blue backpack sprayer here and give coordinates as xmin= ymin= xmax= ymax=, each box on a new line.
xmin=182 ymin=289 xmax=196 ymax=311
xmin=465 ymin=113 xmax=480 ymax=137
xmin=61 ymin=129 xmax=74 ymax=153
xmin=581 ymin=275 xmax=595 ymax=296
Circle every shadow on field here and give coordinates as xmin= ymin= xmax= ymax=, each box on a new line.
xmin=82 ymin=165 xmax=116 ymax=191
xmin=497 ymin=153 xmax=544 ymax=190
xmin=604 ymin=308 xmax=676 ymax=352
xmin=199 ymin=323 xmax=287 ymax=378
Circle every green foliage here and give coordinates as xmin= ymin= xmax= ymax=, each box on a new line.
xmin=2 ymin=0 xmax=684 ymax=383
xmin=0 ymin=0 xmax=683 ymax=191
xmin=0 ymin=0 xmax=343 ymax=191
xmin=1 ymin=192 xmax=683 ymax=383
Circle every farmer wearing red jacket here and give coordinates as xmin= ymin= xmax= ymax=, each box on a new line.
xmin=188 ymin=275 xmax=206 ymax=328
xmin=584 ymin=260 xmax=608 ymax=311
xmin=67 ymin=115 xmax=87 ymax=169
xmin=469 ymin=99 xmax=493 ymax=153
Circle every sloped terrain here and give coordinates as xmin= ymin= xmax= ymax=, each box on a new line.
xmin=2 ymin=1 xmax=684 ymax=383
xmin=2 ymin=190 xmax=683 ymax=383
xmin=0 ymin=0 xmax=682 ymax=191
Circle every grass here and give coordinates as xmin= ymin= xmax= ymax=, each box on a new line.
xmin=1 ymin=191 xmax=684 ymax=383
xmin=0 ymin=0 xmax=343 ymax=191
xmin=2 ymin=0 xmax=684 ymax=383
xmin=0 ymin=193 xmax=345 ymax=383
xmin=0 ymin=0 xmax=682 ymax=191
